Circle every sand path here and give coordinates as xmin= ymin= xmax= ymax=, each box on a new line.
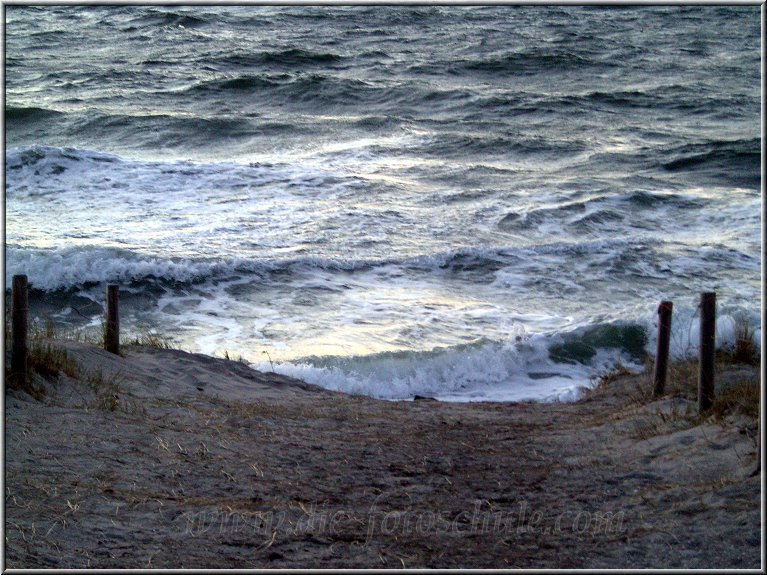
xmin=4 ymin=342 xmax=760 ymax=568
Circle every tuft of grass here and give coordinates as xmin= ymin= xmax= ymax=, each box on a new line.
xmin=31 ymin=314 xmax=103 ymax=346
xmin=81 ymin=368 xmax=122 ymax=412
xmin=629 ymin=401 xmax=698 ymax=440
xmin=4 ymin=343 xmax=72 ymax=401
xmin=709 ymin=378 xmax=760 ymax=420
xmin=6 ymin=371 xmax=46 ymax=400
xmin=590 ymin=363 xmax=634 ymax=390
xmin=658 ymin=357 xmax=759 ymax=417
xmin=5 ymin=323 xmax=80 ymax=399
xmin=631 ymin=418 xmax=671 ymax=441
xmin=590 ymin=327 xmax=760 ymax=429
xmin=730 ymin=315 xmax=758 ymax=366
xmin=127 ymin=332 xmax=172 ymax=350
xmin=12 ymin=319 xmax=82 ymax=390
xmin=666 ymin=358 xmax=698 ymax=397
xmin=262 ymin=350 xmax=275 ymax=372
xmin=222 ymin=350 xmax=248 ymax=363
xmin=585 ymin=362 xmax=653 ymax=406
xmin=28 ymin=341 xmax=79 ymax=379
xmin=5 ymin=314 xmax=155 ymax=414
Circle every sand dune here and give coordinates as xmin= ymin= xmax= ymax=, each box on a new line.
xmin=4 ymin=341 xmax=761 ymax=568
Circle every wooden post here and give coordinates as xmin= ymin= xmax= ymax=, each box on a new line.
xmin=105 ymin=284 xmax=120 ymax=355
xmin=653 ymin=301 xmax=673 ymax=397
xmin=11 ymin=274 xmax=29 ymax=384
xmin=752 ymin=413 xmax=761 ymax=477
xmin=698 ymin=292 xmax=716 ymax=413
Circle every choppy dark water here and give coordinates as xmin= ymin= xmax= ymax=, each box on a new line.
xmin=5 ymin=6 xmax=762 ymax=401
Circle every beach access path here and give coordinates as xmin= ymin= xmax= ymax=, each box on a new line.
xmin=4 ymin=341 xmax=761 ymax=569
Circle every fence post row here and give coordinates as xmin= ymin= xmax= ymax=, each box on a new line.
xmin=11 ymin=275 xmax=29 ymax=384
xmin=653 ymin=300 xmax=673 ymax=397
xmin=105 ymin=283 xmax=120 ymax=355
xmin=698 ymin=291 xmax=716 ymax=413
xmin=7 ymin=276 xmax=724 ymax=412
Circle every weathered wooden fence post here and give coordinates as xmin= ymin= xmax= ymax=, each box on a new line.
xmin=698 ymin=292 xmax=716 ymax=413
xmin=11 ymin=274 xmax=29 ymax=383
xmin=105 ymin=283 xmax=120 ymax=355
xmin=653 ymin=300 xmax=673 ymax=397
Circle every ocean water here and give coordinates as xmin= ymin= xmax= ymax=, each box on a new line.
xmin=4 ymin=6 xmax=762 ymax=401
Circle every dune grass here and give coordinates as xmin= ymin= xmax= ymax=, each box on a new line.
xmin=126 ymin=332 xmax=173 ymax=350
xmin=591 ymin=317 xmax=760 ymax=423
xmin=730 ymin=314 xmax=759 ymax=366
xmin=4 ymin=315 xmax=150 ymax=413
xmin=664 ymin=357 xmax=760 ymax=420
xmin=5 ymin=315 xmax=81 ymax=399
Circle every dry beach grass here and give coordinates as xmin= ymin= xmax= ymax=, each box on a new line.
xmin=3 ymin=335 xmax=762 ymax=569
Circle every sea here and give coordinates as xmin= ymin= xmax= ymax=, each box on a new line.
xmin=4 ymin=5 xmax=762 ymax=402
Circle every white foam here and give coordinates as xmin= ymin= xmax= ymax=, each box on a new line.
xmin=251 ymin=335 xmax=617 ymax=403
xmin=5 ymin=144 xmax=368 ymax=265
xmin=4 ymin=245 xmax=220 ymax=291
xmin=6 ymin=144 xmax=761 ymax=404
xmin=641 ymin=300 xmax=762 ymax=360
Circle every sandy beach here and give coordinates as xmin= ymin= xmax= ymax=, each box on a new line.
xmin=4 ymin=340 xmax=761 ymax=569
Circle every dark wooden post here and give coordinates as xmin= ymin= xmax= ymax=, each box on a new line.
xmin=756 ymin=412 xmax=762 ymax=475
xmin=698 ymin=292 xmax=716 ymax=413
xmin=653 ymin=301 xmax=673 ymax=397
xmin=105 ymin=284 xmax=120 ymax=355
xmin=11 ymin=274 xmax=29 ymax=383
